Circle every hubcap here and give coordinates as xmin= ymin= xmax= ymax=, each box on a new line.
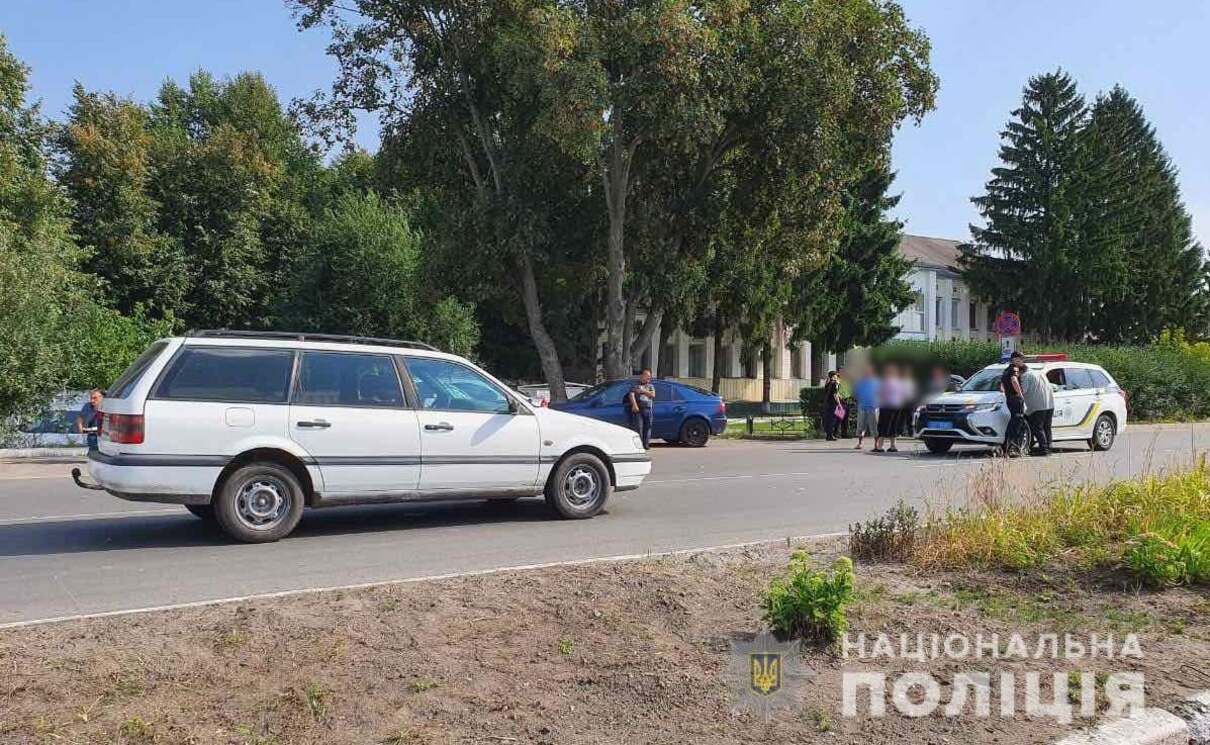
xmin=235 ymin=478 xmax=290 ymax=530
xmin=1097 ymin=420 xmax=1113 ymax=447
xmin=563 ymin=465 xmax=599 ymax=507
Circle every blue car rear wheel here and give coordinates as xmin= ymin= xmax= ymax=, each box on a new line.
xmin=679 ymin=418 xmax=710 ymax=447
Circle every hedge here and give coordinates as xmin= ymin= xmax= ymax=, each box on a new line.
xmin=867 ymin=339 xmax=1210 ymax=422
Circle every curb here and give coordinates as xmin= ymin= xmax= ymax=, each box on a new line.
xmin=0 ymin=447 xmax=86 ymax=461
xmin=1057 ymin=690 xmax=1210 ymax=745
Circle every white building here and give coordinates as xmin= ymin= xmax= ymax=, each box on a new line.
xmin=635 ymin=234 xmax=992 ymax=402
xmin=891 ymin=235 xmax=994 ymax=344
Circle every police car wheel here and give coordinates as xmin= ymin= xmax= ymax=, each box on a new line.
xmin=1090 ymin=414 xmax=1116 ymax=451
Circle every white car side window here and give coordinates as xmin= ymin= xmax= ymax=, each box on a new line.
xmin=405 ymin=358 xmax=511 ymax=414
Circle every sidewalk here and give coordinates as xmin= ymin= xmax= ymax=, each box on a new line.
xmin=0 ymin=447 xmax=86 ymax=463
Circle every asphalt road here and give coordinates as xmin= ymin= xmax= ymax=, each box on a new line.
xmin=1 ymin=423 xmax=1206 ymax=626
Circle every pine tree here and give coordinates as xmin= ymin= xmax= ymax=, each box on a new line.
xmin=960 ymin=70 xmax=1089 ymax=342
xmin=788 ymin=159 xmax=915 ymax=352
xmin=1080 ymin=86 xmax=1210 ymax=342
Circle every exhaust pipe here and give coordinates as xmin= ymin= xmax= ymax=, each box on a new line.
xmin=71 ymin=467 xmax=105 ymax=491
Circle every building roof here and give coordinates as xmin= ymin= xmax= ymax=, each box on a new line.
xmin=898 ymin=234 xmax=962 ymax=271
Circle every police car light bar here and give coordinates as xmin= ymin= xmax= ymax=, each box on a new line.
xmin=1023 ymin=353 xmax=1068 ymax=362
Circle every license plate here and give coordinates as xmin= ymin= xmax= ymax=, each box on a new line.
xmin=926 ymin=420 xmax=951 ymax=429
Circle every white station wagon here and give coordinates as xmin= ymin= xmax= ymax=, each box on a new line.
xmin=73 ymin=331 xmax=651 ymax=542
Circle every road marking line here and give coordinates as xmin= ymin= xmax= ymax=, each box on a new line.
xmin=646 ymin=472 xmax=813 ymax=484
xmin=0 ymin=508 xmax=183 ymax=526
xmin=0 ymin=531 xmax=848 ymax=630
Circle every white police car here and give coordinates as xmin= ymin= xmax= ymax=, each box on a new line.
xmin=916 ymin=356 xmax=1127 ymax=454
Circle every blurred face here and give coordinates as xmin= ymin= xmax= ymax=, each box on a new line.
xmin=89 ymin=390 xmax=103 ymax=407
xmin=639 ymin=370 xmax=652 ymax=384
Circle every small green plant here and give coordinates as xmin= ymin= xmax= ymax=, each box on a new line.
xmin=557 ymin=638 xmax=574 ymax=656
xmin=806 ymin=706 xmax=833 ymax=732
xmin=119 ymin=716 xmax=154 ymax=743
xmin=761 ymin=552 xmax=855 ymax=642
xmin=406 ymin=679 xmax=439 ymax=693
xmin=302 ymin=683 xmax=329 ymax=721
xmin=849 ymin=500 xmax=920 ymax=562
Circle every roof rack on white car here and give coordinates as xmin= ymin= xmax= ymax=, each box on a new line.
xmin=186 ymin=329 xmax=438 ymax=351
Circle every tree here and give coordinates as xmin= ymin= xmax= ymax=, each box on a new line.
xmin=56 ymin=86 xmax=188 ymax=318
xmin=537 ymin=0 xmax=938 ymax=380
xmin=787 ymin=158 xmax=915 ymax=354
xmin=1079 ymin=86 xmax=1210 ymax=342
xmin=293 ymin=0 xmax=936 ymax=396
xmin=960 ymin=70 xmax=1088 ymax=342
xmin=0 ymin=36 xmax=166 ymax=423
xmin=293 ymin=0 xmax=577 ymax=398
xmin=279 ymin=190 xmax=479 ymax=355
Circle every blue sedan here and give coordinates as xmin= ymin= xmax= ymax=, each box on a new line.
xmin=550 ymin=378 xmax=727 ymax=446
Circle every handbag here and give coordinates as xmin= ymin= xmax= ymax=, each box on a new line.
xmin=834 ymin=402 xmax=846 ymax=420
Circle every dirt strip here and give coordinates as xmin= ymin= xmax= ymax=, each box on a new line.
xmin=1 ymin=537 xmax=1206 ymax=744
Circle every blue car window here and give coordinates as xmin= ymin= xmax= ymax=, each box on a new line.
xmin=653 ymin=381 xmax=680 ymax=401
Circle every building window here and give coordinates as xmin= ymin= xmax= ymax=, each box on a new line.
xmin=935 ymin=296 xmax=942 ymax=328
xmin=987 ymin=306 xmax=996 ymax=331
xmin=790 ymin=345 xmax=804 ymax=379
xmin=658 ymin=343 xmax=676 ymax=378
xmin=970 ymin=301 xmax=978 ymax=330
xmin=951 ymin=298 xmax=960 ymax=330
xmin=688 ymin=343 xmax=707 ymax=379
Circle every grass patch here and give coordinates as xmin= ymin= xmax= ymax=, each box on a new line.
xmin=850 ymin=500 xmax=920 ymax=562
xmin=720 ymin=418 xmax=818 ymax=440
xmin=913 ymin=460 xmax=1210 ymax=588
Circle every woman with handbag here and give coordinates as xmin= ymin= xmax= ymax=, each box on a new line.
xmin=821 ymin=371 xmax=843 ymax=441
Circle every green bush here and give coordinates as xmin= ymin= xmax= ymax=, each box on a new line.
xmin=869 ymin=339 xmax=1210 ymax=421
xmin=798 ymin=386 xmax=826 ymax=418
xmin=761 ymin=553 xmax=855 ymax=642
xmin=850 ymin=501 xmax=920 ymax=562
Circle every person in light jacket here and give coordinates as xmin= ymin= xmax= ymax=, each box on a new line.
xmin=1021 ymin=365 xmax=1055 ymax=455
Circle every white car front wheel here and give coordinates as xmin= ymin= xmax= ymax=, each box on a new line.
xmin=545 ymin=452 xmax=611 ymax=519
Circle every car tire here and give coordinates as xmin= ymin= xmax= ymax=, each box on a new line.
xmin=213 ymin=462 xmax=304 ymax=543
xmin=1090 ymin=414 xmax=1116 ymax=451
xmin=678 ymin=418 xmax=710 ymax=447
xmin=545 ymin=452 xmax=611 ymax=519
xmin=923 ymin=438 xmax=953 ymax=455
xmin=185 ymin=504 xmax=216 ymax=521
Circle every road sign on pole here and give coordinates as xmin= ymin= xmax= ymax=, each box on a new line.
xmin=993 ymin=311 xmax=1022 ymax=361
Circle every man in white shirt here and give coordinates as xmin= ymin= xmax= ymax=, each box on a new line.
xmin=1020 ymin=366 xmax=1054 ymax=455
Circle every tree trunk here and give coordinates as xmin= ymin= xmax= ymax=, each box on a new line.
xmin=628 ymin=305 xmax=663 ymax=374
xmin=711 ymin=312 xmax=724 ymax=393
xmin=516 ymin=251 xmax=568 ymax=402
xmin=622 ymin=297 xmax=636 ymax=375
xmin=761 ymin=342 xmax=772 ymax=410
xmin=602 ymin=135 xmax=636 ymax=380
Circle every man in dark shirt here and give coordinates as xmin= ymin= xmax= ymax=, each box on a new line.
xmin=627 ymin=369 xmax=656 ymax=449
xmin=1000 ymin=353 xmax=1026 ymax=457
xmin=76 ymin=388 xmax=104 ymax=450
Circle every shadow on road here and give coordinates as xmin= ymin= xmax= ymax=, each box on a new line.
xmin=0 ymin=498 xmax=556 ymax=558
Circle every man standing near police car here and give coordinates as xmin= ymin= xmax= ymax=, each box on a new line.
xmin=1021 ymin=364 xmax=1054 ymax=456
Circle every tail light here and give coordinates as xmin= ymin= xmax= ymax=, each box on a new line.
xmin=104 ymin=413 xmax=145 ymax=445
xmin=717 ymin=400 xmax=726 ymax=415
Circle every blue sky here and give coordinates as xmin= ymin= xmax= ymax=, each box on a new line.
xmin=2 ymin=0 xmax=1206 ymax=244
